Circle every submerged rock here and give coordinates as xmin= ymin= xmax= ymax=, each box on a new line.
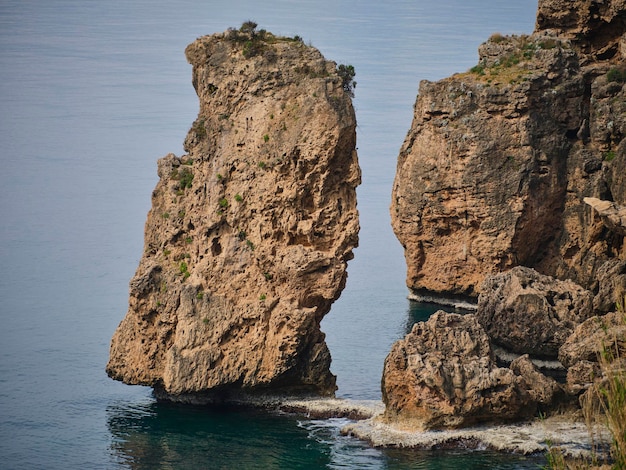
xmin=107 ymin=27 xmax=360 ymax=401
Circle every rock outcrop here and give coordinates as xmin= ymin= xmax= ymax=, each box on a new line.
xmin=476 ymin=266 xmax=594 ymax=358
xmin=107 ymin=26 xmax=360 ymax=401
xmin=381 ymin=311 xmax=550 ymax=430
xmin=391 ymin=0 xmax=626 ymax=299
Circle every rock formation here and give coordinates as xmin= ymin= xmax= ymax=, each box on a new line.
xmin=476 ymin=266 xmax=594 ymax=358
xmin=391 ymin=0 xmax=626 ymax=299
xmin=381 ymin=311 xmax=561 ymax=430
xmin=107 ymin=26 xmax=360 ymax=401
xmin=383 ymin=0 xmax=626 ymax=433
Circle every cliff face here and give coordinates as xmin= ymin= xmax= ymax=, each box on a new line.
xmin=391 ymin=0 xmax=626 ymax=299
xmin=106 ymin=27 xmax=360 ymax=400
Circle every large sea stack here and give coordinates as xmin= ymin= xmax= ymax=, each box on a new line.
xmin=382 ymin=0 xmax=625 ymax=431
xmin=391 ymin=0 xmax=625 ymax=300
xmin=106 ymin=25 xmax=360 ymax=402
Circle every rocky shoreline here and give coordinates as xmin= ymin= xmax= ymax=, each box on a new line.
xmin=342 ymin=411 xmax=608 ymax=458
xmin=183 ymin=394 xmax=607 ymax=458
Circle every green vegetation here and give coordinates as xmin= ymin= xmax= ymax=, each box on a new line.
xmin=163 ymin=249 xmax=171 ymax=257
xmin=467 ymin=35 xmax=564 ymax=85
xmin=259 ymin=294 xmax=266 ymax=301
xmin=179 ymin=261 xmax=190 ymax=279
xmin=337 ymin=64 xmax=356 ymax=97
xmin=192 ymin=118 xmax=207 ymax=138
xmin=604 ymin=150 xmax=616 ymax=162
xmin=234 ymin=194 xmax=243 ymax=202
xmin=217 ymin=173 xmax=223 ymax=181
xmin=219 ymin=198 xmax=228 ymax=208
xmin=544 ymin=295 xmax=626 ymax=469
xmin=196 ymin=291 xmax=204 ymax=300
xmin=162 ymin=212 xmax=170 ymax=219
xmin=258 ymin=161 xmax=266 ymax=169
xmin=470 ymin=64 xmax=485 ymax=76
xmin=607 ymin=66 xmax=626 ymax=83
xmin=263 ymin=134 xmax=270 ymax=143
xmin=246 ymin=239 xmax=255 ymax=251
xmin=185 ymin=237 xmax=193 ymax=244
xmin=171 ymin=166 xmax=194 ymax=189
xmin=263 ymin=272 xmax=273 ymax=281
xmin=179 ymin=168 xmax=193 ymax=189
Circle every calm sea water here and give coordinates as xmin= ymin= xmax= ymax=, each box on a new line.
xmin=0 ymin=1 xmax=542 ymax=468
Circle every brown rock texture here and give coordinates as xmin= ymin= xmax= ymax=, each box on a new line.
xmin=381 ymin=311 xmax=537 ymax=430
xmin=476 ymin=266 xmax=594 ymax=358
xmin=106 ymin=27 xmax=360 ymax=401
xmin=391 ymin=0 xmax=626 ymax=299
xmin=559 ymin=311 xmax=626 ymax=368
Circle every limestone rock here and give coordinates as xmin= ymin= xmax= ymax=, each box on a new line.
xmin=509 ymin=354 xmax=563 ymax=406
xmin=565 ymin=360 xmax=600 ymax=395
xmin=477 ymin=267 xmax=594 ymax=358
xmin=535 ymin=0 xmax=626 ymax=62
xmin=559 ymin=311 xmax=626 ymax=368
xmin=390 ymin=0 xmax=626 ymax=299
xmin=593 ymin=259 xmax=626 ymax=313
xmin=106 ymin=28 xmax=360 ymax=400
xmin=585 ymin=197 xmax=626 ymax=236
xmin=381 ymin=311 xmax=534 ymax=430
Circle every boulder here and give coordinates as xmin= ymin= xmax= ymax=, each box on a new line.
xmin=559 ymin=311 xmax=626 ymax=368
xmin=593 ymin=259 xmax=626 ymax=314
xmin=477 ymin=267 xmax=594 ymax=358
xmin=510 ymin=354 xmax=563 ymax=407
xmin=381 ymin=311 xmax=535 ymax=429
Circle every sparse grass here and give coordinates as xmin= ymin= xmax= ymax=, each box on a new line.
xmin=544 ymin=295 xmax=626 ymax=469
xmin=259 ymin=294 xmax=266 ymax=301
xmin=192 ymin=118 xmax=207 ymax=138
xmin=607 ymin=66 xmax=626 ymax=84
xmin=219 ymin=198 xmax=228 ymax=208
xmin=234 ymin=194 xmax=243 ymax=202
xmin=263 ymin=134 xmax=270 ymax=143
xmin=179 ymin=261 xmax=190 ymax=279
xmin=604 ymin=150 xmax=616 ymax=162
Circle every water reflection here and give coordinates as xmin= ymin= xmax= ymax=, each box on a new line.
xmin=107 ymin=398 xmax=332 ymax=469
xmin=106 ymin=395 xmax=544 ymax=469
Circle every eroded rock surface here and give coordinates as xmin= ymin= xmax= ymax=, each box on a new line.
xmin=477 ymin=266 xmax=594 ymax=358
xmin=381 ymin=311 xmax=538 ymax=430
xmin=107 ymin=28 xmax=360 ymax=401
xmin=391 ymin=0 xmax=626 ymax=299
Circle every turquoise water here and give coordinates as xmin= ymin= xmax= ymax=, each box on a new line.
xmin=0 ymin=0 xmax=543 ymax=467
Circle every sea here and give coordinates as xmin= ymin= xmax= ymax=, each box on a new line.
xmin=0 ymin=1 xmax=546 ymax=468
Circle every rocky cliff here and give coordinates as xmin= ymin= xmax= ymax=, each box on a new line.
xmin=381 ymin=0 xmax=626 ymax=432
xmin=391 ymin=0 xmax=626 ymax=300
xmin=106 ymin=25 xmax=360 ymax=401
